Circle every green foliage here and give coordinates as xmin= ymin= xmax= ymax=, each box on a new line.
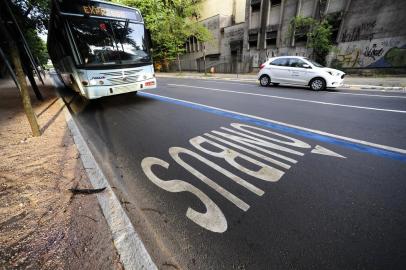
xmin=7 ymin=0 xmax=50 ymax=66
xmin=24 ymin=29 xmax=48 ymax=66
xmin=290 ymin=16 xmax=333 ymax=65
xmin=9 ymin=0 xmax=50 ymax=32
xmin=113 ymin=0 xmax=211 ymax=61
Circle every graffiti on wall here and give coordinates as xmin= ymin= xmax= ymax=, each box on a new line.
xmin=340 ymin=21 xmax=377 ymax=42
xmin=335 ymin=48 xmax=361 ymax=67
xmin=363 ymin=44 xmax=384 ymax=60
xmin=331 ymin=36 xmax=406 ymax=68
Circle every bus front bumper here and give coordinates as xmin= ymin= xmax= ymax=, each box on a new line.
xmin=83 ymin=78 xmax=157 ymax=99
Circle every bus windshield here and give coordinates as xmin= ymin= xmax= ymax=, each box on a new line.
xmin=69 ymin=17 xmax=151 ymax=67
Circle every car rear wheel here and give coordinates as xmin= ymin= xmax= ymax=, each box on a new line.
xmin=310 ymin=78 xmax=326 ymax=91
xmin=259 ymin=75 xmax=270 ymax=87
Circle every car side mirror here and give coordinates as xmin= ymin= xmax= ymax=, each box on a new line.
xmin=302 ymin=64 xmax=311 ymax=69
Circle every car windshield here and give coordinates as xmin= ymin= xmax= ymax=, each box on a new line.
xmin=305 ymin=58 xmax=324 ymax=67
xmin=69 ymin=17 xmax=151 ymax=67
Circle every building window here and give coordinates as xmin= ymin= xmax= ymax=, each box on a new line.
xmin=295 ymin=33 xmax=308 ymax=43
xmin=184 ymin=42 xmax=188 ymax=53
xmin=194 ymin=37 xmax=200 ymax=52
xmin=266 ymin=31 xmax=277 ymax=46
xmin=249 ymin=33 xmax=258 ymax=48
xmin=251 ymin=0 xmax=261 ymax=12
xmin=294 ymin=25 xmax=309 ymax=43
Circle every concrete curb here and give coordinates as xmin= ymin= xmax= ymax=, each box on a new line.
xmin=157 ymin=74 xmax=406 ymax=92
xmin=344 ymin=84 xmax=406 ymax=91
xmin=59 ymin=99 xmax=157 ymax=270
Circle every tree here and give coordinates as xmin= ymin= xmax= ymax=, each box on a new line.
xmin=113 ymin=0 xmax=211 ymax=63
xmin=24 ymin=28 xmax=48 ymax=66
xmin=9 ymin=0 xmax=50 ymax=32
xmin=7 ymin=0 xmax=50 ymax=66
xmin=290 ymin=16 xmax=333 ymax=65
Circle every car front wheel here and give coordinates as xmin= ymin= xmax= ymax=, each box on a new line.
xmin=310 ymin=78 xmax=326 ymax=91
xmin=259 ymin=75 xmax=270 ymax=87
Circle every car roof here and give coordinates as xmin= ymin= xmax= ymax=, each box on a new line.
xmin=271 ymin=56 xmax=307 ymax=59
xmin=266 ymin=56 xmax=308 ymax=62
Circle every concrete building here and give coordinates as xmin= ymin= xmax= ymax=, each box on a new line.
xmin=178 ymin=0 xmax=249 ymax=72
xmin=244 ymin=0 xmax=406 ymax=70
xmin=179 ymin=0 xmax=406 ymax=72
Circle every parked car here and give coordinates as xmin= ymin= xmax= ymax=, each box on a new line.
xmin=258 ymin=56 xmax=345 ymax=91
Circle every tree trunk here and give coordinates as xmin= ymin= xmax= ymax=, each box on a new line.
xmin=177 ymin=53 xmax=182 ymax=73
xmin=26 ymin=67 xmax=43 ymax=101
xmin=10 ymin=46 xmax=41 ymax=137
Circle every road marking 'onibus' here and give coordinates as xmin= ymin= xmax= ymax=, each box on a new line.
xmin=141 ymin=122 xmax=345 ymax=233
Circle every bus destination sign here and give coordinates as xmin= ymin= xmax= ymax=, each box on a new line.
xmin=58 ymin=0 xmax=142 ymax=21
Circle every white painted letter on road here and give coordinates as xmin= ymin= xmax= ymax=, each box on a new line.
xmin=190 ymin=136 xmax=284 ymax=182
xmin=141 ymin=157 xmax=227 ymax=233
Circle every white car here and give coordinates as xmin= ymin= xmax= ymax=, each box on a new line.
xmin=257 ymin=56 xmax=345 ymax=91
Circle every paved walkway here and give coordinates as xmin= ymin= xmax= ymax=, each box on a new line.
xmin=157 ymin=72 xmax=406 ymax=91
xmin=0 ymin=78 xmax=122 ymax=269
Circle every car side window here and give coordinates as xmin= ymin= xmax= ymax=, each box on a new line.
xmin=289 ymin=58 xmax=307 ymax=68
xmin=270 ymin=58 xmax=289 ymax=66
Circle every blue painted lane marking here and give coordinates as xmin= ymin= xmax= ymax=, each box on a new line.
xmin=138 ymin=92 xmax=406 ymax=162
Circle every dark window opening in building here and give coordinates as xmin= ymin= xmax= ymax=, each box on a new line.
xmin=230 ymin=40 xmax=243 ymax=59
xmin=251 ymin=0 xmax=261 ymax=12
xmin=331 ymin=27 xmax=340 ymax=43
xmin=294 ymin=26 xmax=309 ymax=43
xmin=271 ymin=0 xmax=281 ymax=7
xmin=266 ymin=31 xmax=277 ymax=46
xmin=295 ymin=34 xmax=308 ymax=43
xmin=249 ymin=33 xmax=258 ymax=48
xmin=184 ymin=42 xmax=188 ymax=53
xmin=207 ymin=54 xmax=220 ymax=61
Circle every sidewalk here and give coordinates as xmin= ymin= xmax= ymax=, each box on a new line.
xmin=157 ymin=72 xmax=406 ymax=91
xmin=0 ymin=78 xmax=122 ymax=269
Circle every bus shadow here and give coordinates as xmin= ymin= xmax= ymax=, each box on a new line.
xmin=59 ymin=89 xmax=155 ymax=116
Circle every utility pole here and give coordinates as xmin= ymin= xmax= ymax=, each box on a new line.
xmin=177 ymin=52 xmax=182 ymax=73
xmin=203 ymin=43 xmax=207 ymax=76
xmin=0 ymin=19 xmax=41 ymax=137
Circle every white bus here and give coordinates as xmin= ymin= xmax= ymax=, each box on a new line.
xmin=48 ymin=0 xmax=156 ymax=99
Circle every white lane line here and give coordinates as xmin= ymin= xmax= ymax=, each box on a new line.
xmin=167 ymin=84 xmax=406 ymax=114
xmin=196 ymin=80 xmax=257 ymax=86
xmin=143 ymin=92 xmax=406 ymax=155
xmin=164 ymin=78 xmax=256 ymax=86
xmin=329 ymin=91 xmax=406 ymax=99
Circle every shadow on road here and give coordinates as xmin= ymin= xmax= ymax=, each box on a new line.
xmin=57 ymin=85 xmax=155 ymax=116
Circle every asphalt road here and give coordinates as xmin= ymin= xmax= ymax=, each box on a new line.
xmin=58 ymin=76 xmax=406 ymax=270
